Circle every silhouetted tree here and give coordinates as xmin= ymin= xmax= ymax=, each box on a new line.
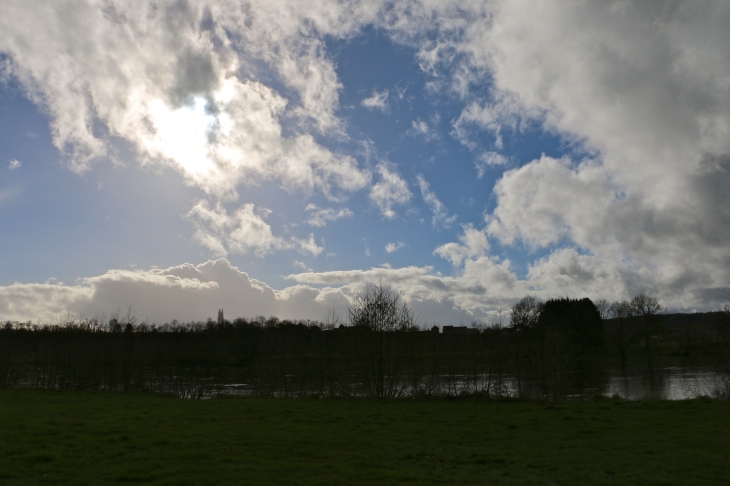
xmin=630 ymin=294 xmax=662 ymax=353
xmin=510 ymin=296 xmax=542 ymax=330
xmin=594 ymin=299 xmax=610 ymax=321
xmin=607 ymin=300 xmax=640 ymax=360
xmin=349 ymin=282 xmax=415 ymax=398
xmin=510 ymin=296 xmax=542 ymax=396
xmin=522 ymin=298 xmax=601 ymax=399
xmin=537 ymin=298 xmax=603 ymax=348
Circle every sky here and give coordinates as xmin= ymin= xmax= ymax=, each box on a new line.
xmin=1 ymin=0 xmax=729 ymax=325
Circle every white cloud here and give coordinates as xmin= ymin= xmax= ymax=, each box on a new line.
xmin=369 ymin=163 xmax=412 ymax=219
xmin=0 ymin=0 xmax=373 ymax=198
xmin=525 ymin=248 xmax=646 ymax=305
xmin=361 ymin=89 xmax=389 ymax=112
xmin=305 ymin=204 xmax=353 ymax=227
xmin=486 ymin=156 xmax=611 ymax=249
xmin=409 ymin=114 xmax=440 ymax=141
xmin=8 ymin=159 xmax=21 ymax=170
xmin=411 ymin=119 xmax=429 ymax=136
xmin=451 ymin=99 xmax=525 ymax=151
xmin=385 ymin=241 xmax=406 ymax=254
xmin=416 ymin=174 xmax=456 ymax=228
xmin=0 ymin=260 xmax=350 ymax=323
xmin=434 ymin=224 xmax=489 ymax=267
xmin=408 ymin=0 xmax=730 ymax=309
xmin=0 ymin=253 xmax=723 ymax=328
xmin=0 ymin=281 xmax=93 ymax=323
xmin=0 ymin=258 xmax=480 ymax=325
xmin=298 ymin=234 xmax=325 ymax=257
xmin=484 ymin=155 xmax=730 ymax=307
xmin=475 ymin=151 xmax=508 ymax=177
xmin=187 ymin=200 xmax=322 ymax=257
xmin=1 ymin=0 xmax=729 ymax=312
xmin=285 ymin=259 xmax=533 ymax=322
xmin=0 ymin=259 xmax=498 ymax=325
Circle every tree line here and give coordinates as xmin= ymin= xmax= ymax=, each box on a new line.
xmin=1 ymin=284 xmax=728 ymax=400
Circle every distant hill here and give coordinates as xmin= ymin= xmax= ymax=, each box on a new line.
xmin=604 ymin=311 xmax=726 ymax=337
xmin=660 ymin=312 xmax=725 ymax=329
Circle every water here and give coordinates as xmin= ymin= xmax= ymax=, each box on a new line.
xmin=209 ymin=355 xmax=723 ymax=400
xmin=603 ymin=356 xmax=718 ymax=400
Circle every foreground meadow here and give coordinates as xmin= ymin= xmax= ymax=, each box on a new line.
xmin=1 ymin=390 xmax=728 ymax=485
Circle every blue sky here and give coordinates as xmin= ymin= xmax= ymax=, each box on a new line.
xmin=1 ymin=1 xmax=729 ymax=324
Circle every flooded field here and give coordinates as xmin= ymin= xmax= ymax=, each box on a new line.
xmin=3 ymin=321 xmax=728 ymax=400
xmin=210 ymin=354 xmax=725 ymax=400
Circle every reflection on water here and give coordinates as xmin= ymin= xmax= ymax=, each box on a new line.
xmin=211 ymin=355 xmax=720 ymax=400
xmin=605 ymin=356 xmax=716 ymax=400
xmin=521 ymin=355 xmax=718 ymax=400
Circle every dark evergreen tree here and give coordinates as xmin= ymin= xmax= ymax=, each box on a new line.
xmin=536 ymin=297 xmax=603 ymax=348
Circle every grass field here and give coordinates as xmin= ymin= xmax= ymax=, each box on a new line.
xmin=1 ymin=390 xmax=728 ymax=485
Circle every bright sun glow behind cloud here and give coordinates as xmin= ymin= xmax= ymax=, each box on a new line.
xmin=147 ymin=97 xmax=216 ymax=180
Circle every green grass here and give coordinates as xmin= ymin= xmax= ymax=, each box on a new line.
xmin=1 ymin=390 xmax=729 ymax=485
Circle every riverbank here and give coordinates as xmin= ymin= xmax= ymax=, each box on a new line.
xmin=1 ymin=390 xmax=728 ymax=485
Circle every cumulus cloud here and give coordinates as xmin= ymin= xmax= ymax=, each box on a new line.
xmin=298 ymin=234 xmax=325 ymax=257
xmin=305 ymin=204 xmax=353 ymax=227
xmin=417 ymin=174 xmax=456 ymax=228
xmin=0 ymin=258 xmax=498 ymax=325
xmin=0 ymin=256 xmax=519 ymax=325
xmin=486 ymin=156 xmax=611 ymax=249
xmin=0 ymin=253 xmax=720 ymax=328
xmin=361 ymin=89 xmax=389 ymax=112
xmin=0 ymin=260 xmax=349 ymax=323
xmin=434 ymin=224 xmax=489 ymax=267
xmin=8 ymin=159 xmax=21 ymax=170
xmin=187 ymin=200 xmax=322 ymax=257
xmin=286 ymin=256 xmax=579 ymax=322
xmin=294 ymin=242 xmax=722 ymax=319
xmin=483 ymin=155 xmax=730 ymax=307
xmin=369 ymin=163 xmax=412 ymax=219
xmin=2 ymin=0 xmax=729 ymax=312
xmin=385 ymin=241 xmax=406 ymax=254
xmin=0 ymin=282 xmax=93 ymax=323
xmin=414 ymin=0 xmax=730 ymax=309
xmin=0 ymin=0 xmax=372 ymax=198
xmin=0 ymin=258 xmax=506 ymax=325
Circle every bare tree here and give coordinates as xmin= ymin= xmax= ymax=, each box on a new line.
xmin=349 ymin=282 xmax=415 ymax=398
xmin=321 ymin=307 xmax=343 ymax=397
xmin=594 ymin=299 xmax=611 ymax=321
xmin=487 ymin=309 xmax=510 ymax=397
xmin=349 ymin=282 xmax=415 ymax=332
xmin=322 ymin=307 xmax=341 ymax=331
xmin=510 ymin=296 xmax=542 ymax=396
xmin=538 ymin=324 xmax=580 ymax=399
xmin=510 ymin=296 xmax=542 ymax=329
xmin=608 ymin=300 xmax=639 ymax=360
xmin=630 ymin=294 xmax=662 ymax=353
